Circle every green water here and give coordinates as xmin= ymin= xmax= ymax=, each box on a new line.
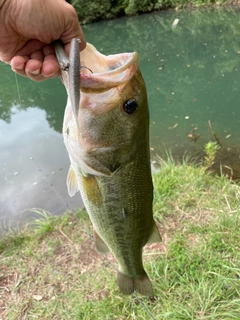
xmin=1 ymin=6 xmax=240 ymax=225
xmin=84 ymin=6 xmax=240 ymax=156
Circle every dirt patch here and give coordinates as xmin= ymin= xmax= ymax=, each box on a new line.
xmin=78 ymin=237 xmax=102 ymax=269
xmin=0 ymin=209 xmax=211 ymax=319
xmin=210 ymin=147 xmax=240 ymax=180
xmin=0 ymin=266 xmax=21 ymax=318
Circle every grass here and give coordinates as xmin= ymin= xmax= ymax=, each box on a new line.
xmin=1 ymin=157 xmax=240 ymax=319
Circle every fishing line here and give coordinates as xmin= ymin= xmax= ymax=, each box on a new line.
xmin=14 ymin=69 xmax=70 ymax=215
xmin=13 ymin=66 xmax=155 ymax=318
xmin=80 ymin=65 xmax=93 ymax=73
xmin=14 ymin=73 xmax=22 ymax=106
xmin=133 ymin=292 xmax=156 ymax=320
xmin=30 ymin=156 xmax=69 ymax=211
xmin=26 ymin=179 xmax=156 ymax=319
xmin=71 ymin=213 xmax=156 ymax=320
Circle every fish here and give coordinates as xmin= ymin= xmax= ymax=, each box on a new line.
xmin=55 ymin=39 xmax=162 ymax=297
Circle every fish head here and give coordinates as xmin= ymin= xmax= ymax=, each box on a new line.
xmin=63 ymin=43 xmax=149 ymax=174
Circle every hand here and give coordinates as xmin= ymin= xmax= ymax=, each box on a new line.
xmin=0 ymin=0 xmax=86 ymax=81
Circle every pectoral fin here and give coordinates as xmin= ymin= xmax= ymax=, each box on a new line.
xmin=147 ymin=222 xmax=162 ymax=243
xmin=93 ymin=229 xmax=110 ymax=254
xmin=82 ymin=174 xmax=102 ymax=207
xmin=67 ymin=166 xmax=79 ymax=197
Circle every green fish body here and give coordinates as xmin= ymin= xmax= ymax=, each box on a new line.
xmin=60 ymin=42 xmax=161 ymax=296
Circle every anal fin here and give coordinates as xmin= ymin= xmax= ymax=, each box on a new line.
xmin=147 ymin=221 xmax=162 ymax=243
xmin=93 ymin=229 xmax=110 ymax=254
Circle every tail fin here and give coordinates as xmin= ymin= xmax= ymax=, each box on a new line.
xmin=117 ymin=271 xmax=154 ymax=297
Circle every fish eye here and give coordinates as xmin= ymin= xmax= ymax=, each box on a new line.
xmin=123 ymin=99 xmax=138 ymax=114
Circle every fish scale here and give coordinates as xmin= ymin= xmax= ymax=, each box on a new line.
xmin=55 ymin=40 xmax=162 ymax=296
xmin=78 ymin=151 xmax=156 ymax=288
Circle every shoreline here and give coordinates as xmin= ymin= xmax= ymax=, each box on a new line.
xmin=72 ymin=1 xmax=240 ymax=24
xmin=1 ymin=158 xmax=240 ymax=319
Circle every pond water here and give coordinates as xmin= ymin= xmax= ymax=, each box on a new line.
xmin=1 ymin=6 xmax=240 ymax=229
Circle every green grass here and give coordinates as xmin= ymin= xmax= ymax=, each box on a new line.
xmin=1 ymin=158 xmax=240 ymax=319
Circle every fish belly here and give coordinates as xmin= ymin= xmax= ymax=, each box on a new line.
xmin=75 ymin=155 xmax=157 ymax=296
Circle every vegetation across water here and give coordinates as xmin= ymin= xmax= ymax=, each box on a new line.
xmin=69 ymin=0 xmax=233 ymax=23
xmin=1 ymin=157 xmax=240 ymax=319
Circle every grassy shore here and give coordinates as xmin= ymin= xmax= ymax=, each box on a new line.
xmin=1 ymin=156 xmax=240 ymax=319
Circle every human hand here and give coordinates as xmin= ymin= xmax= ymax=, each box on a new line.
xmin=0 ymin=0 xmax=86 ymax=81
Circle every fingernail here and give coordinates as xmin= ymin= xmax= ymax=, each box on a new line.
xmin=47 ymin=72 xmax=56 ymax=77
xmin=15 ymin=63 xmax=25 ymax=70
xmin=30 ymin=68 xmax=40 ymax=75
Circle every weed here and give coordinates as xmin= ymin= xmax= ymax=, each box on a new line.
xmin=204 ymin=141 xmax=219 ymax=168
xmin=31 ymin=209 xmax=59 ymax=235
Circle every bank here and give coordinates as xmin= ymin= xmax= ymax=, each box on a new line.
xmin=69 ymin=0 xmax=233 ymax=24
xmin=1 ymin=157 xmax=240 ymax=319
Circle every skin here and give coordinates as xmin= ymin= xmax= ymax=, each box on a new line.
xmin=0 ymin=0 xmax=86 ymax=81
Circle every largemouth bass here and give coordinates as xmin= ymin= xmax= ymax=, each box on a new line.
xmin=55 ymin=39 xmax=161 ymax=297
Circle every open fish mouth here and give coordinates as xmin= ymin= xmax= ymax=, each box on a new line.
xmin=79 ymin=43 xmax=139 ymax=90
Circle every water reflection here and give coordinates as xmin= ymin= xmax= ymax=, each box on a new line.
xmin=1 ymin=6 xmax=240 ymax=228
xmin=83 ymin=7 xmax=240 ymax=154
xmin=0 ymin=64 xmax=66 ymax=132
xmin=0 ymin=106 xmax=82 ymax=228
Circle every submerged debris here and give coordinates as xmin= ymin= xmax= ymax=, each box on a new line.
xmin=208 ymin=120 xmax=222 ymax=148
xmin=187 ymin=127 xmax=200 ymax=142
xmin=168 ymin=123 xmax=178 ymax=130
xmin=172 ymin=18 xmax=180 ymax=28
